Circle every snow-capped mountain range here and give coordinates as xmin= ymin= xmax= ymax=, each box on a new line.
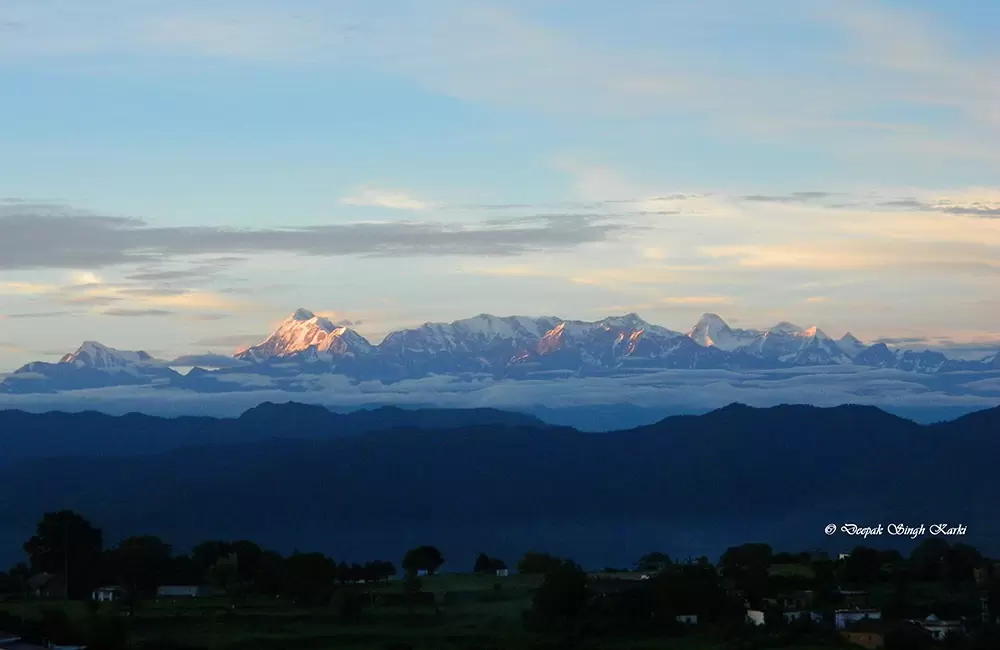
xmin=2 ymin=309 xmax=998 ymax=394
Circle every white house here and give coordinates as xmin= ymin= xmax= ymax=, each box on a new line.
xmin=835 ymin=609 xmax=881 ymax=629
xmin=91 ymin=586 xmax=127 ymax=602
xmin=496 ymin=569 xmax=509 ymax=577
xmin=676 ymin=614 xmax=698 ymax=625
xmin=746 ymin=609 xmax=766 ymax=626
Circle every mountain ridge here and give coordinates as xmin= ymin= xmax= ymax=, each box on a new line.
xmin=2 ymin=310 xmax=998 ymax=394
xmin=0 ymin=401 xmax=998 ymax=568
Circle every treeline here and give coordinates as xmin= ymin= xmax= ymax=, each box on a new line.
xmin=4 ymin=510 xmax=1000 ymax=649
xmin=0 ymin=511 xmax=440 ymax=605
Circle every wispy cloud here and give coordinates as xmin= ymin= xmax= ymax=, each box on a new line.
xmin=340 ymin=189 xmax=434 ymax=211
xmin=660 ymin=296 xmax=735 ymax=306
xmin=0 ymin=203 xmax=631 ymax=270
xmin=2 ymin=311 xmax=77 ymax=320
xmin=742 ymin=192 xmax=836 ymax=203
xmin=101 ymin=308 xmax=175 ymax=317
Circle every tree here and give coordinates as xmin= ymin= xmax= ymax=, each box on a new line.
xmin=190 ymin=540 xmax=233 ymax=576
xmin=909 ymin=538 xmax=950 ymax=581
xmin=229 ymin=540 xmax=263 ymax=586
xmin=635 ymin=552 xmax=672 ymax=573
xmin=252 ymin=551 xmax=285 ymax=595
xmin=844 ymin=546 xmax=884 ymax=584
xmin=23 ymin=510 xmax=103 ymax=599
xmin=474 ymin=553 xmax=506 ymax=573
xmin=517 ymin=551 xmax=564 ymax=575
xmin=207 ymin=555 xmax=240 ymax=594
xmin=719 ymin=543 xmax=772 ymax=604
xmin=282 ymin=552 xmax=336 ymax=606
xmin=402 ymin=546 xmax=444 ymax=575
xmin=474 ymin=553 xmax=493 ymax=573
xmin=103 ymin=535 xmax=173 ymax=605
xmin=524 ymin=559 xmax=589 ymax=634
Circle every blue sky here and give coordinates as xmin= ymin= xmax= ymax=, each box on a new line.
xmin=1 ymin=0 xmax=999 ymax=368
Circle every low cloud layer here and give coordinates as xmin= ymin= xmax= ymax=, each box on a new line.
xmin=0 ymin=368 xmax=996 ymax=426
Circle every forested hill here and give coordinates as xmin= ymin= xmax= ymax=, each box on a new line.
xmin=0 ymin=402 xmax=998 ymax=567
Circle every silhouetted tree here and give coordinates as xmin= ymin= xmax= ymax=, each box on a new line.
xmin=190 ymin=540 xmax=233 ymax=577
xmin=517 ymin=551 xmax=564 ymax=575
xmin=909 ymin=538 xmax=951 ymax=581
xmin=23 ymin=510 xmax=103 ymax=599
xmin=282 ymin=552 xmax=336 ymax=606
xmin=524 ymin=559 xmax=589 ymax=635
xmin=102 ymin=535 xmax=172 ymax=609
xmin=844 ymin=546 xmax=884 ymax=584
xmin=635 ymin=552 xmax=672 ymax=573
xmin=473 ymin=553 xmax=506 ymax=573
xmin=252 ymin=550 xmax=285 ymax=595
xmin=402 ymin=546 xmax=444 ymax=575
xmin=719 ymin=543 xmax=772 ymax=605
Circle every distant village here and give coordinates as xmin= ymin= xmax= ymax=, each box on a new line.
xmin=1 ymin=510 xmax=998 ymax=649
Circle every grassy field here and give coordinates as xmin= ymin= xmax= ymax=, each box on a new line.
xmin=0 ymin=573 xmax=840 ymax=650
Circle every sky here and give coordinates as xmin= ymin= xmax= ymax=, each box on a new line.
xmin=1 ymin=0 xmax=999 ymax=370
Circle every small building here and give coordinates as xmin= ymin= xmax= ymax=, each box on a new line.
xmin=495 ymin=568 xmax=509 ymax=577
xmin=838 ymin=589 xmax=872 ymax=609
xmin=835 ymin=608 xmax=881 ymax=630
xmin=841 ymin=619 xmax=891 ymax=649
xmin=783 ymin=610 xmax=823 ymax=624
xmin=746 ymin=609 xmax=766 ymax=626
xmin=416 ymin=570 xmax=429 ymax=577
xmin=92 ymin=586 xmax=128 ymax=602
xmin=25 ymin=573 xmax=66 ymax=599
xmin=675 ymin=614 xmax=698 ymax=625
xmin=914 ymin=614 xmax=964 ymax=640
xmin=156 ymin=585 xmax=210 ymax=598
xmin=777 ymin=590 xmax=815 ymax=610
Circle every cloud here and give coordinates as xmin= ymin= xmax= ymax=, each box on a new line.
xmin=806 ymin=297 xmax=829 ymax=304
xmin=125 ymin=266 xmax=230 ymax=282
xmin=168 ymin=354 xmax=250 ymax=369
xmin=660 ymin=296 xmax=734 ymax=306
xmin=742 ymin=192 xmax=835 ymax=203
xmin=192 ymin=334 xmax=266 ymax=349
xmin=0 ymin=204 xmax=630 ymax=270
xmin=0 ymin=367 xmax=997 ymax=424
xmin=3 ymin=311 xmax=77 ymax=320
xmin=340 ymin=189 xmax=433 ymax=211
xmin=877 ymin=198 xmax=1000 ymax=219
xmin=101 ymin=308 xmax=175 ymax=317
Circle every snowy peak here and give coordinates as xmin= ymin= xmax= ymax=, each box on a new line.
xmin=837 ymin=333 xmax=867 ymax=359
xmin=769 ymin=321 xmax=805 ymax=336
xmin=235 ymin=309 xmax=375 ymax=362
xmin=687 ymin=313 xmax=762 ymax=352
xmin=60 ymin=341 xmax=157 ymax=370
